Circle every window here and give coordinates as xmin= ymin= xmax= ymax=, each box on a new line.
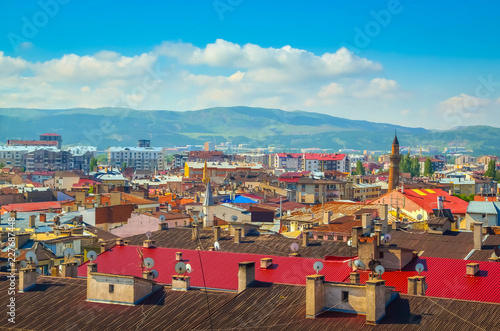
xmin=379 ymin=252 xmax=384 ymax=259
xmin=341 ymin=291 xmax=349 ymax=302
xmin=109 ymin=284 xmax=114 ymax=293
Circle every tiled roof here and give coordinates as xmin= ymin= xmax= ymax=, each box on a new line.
xmin=469 ymin=234 xmax=500 ymax=261
xmin=403 ymin=189 xmax=469 ymax=214
xmin=1 ymin=201 xmax=62 ymax=213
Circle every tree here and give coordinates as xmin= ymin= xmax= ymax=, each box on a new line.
xmin=453 ymin=193 xmax=475 ymax=202
xmin=165 ymin=154 xmax=174 ymax=163
xmin=121 ymin=162 xmax=127 ymax=170
xmin=97 ymin=154 xmax=108 ymax=164
xmin=400 ymin=153 xmax=411 ymax=174
xmin=0 ymin=162 xmax=4 ymax=168
xmin=355 ymin=160 xmax=365 ymax=176
xmin=423 ymin=158 xmax=434 ymax=176
xmin=89 ymin=157 xmax=98 ymax=171
xmin=410 ymin=158 xmax=421 ymax=177
xmin=484 ymin=159 xmax=498 ymax=179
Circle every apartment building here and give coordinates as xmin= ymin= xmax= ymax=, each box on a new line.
xmin=22 ymin=149 xmax=71 ymax=171
xmin=108 ymin=147 xmax=164 ymax=170
xmin=67 ymin=146 xmax=97 ymax=173
xmin=0 ymin=146 xmax=32 ymax=168
xmin=273 ymin=153 xmax=350 ymax=173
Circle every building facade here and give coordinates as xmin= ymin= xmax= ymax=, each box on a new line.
xmin=108 ymin=147 xmax=164 ymax=171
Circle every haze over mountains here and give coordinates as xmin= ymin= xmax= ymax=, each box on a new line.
xmin=1 ymin=107 xmax=499 ymax=155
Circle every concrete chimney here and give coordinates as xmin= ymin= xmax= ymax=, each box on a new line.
xmin=365 ymin=278 xmax=387 ymax=324
xmin=474 ymin=222 xmax=483 ymax=250
xmin=158 ymin=222 xmax=168 ymax=231
xmin=375 ymin=230 xmax=382 ymax=246
xmin=238 ymin=261 xmax=255 ymax=293
xmin=18 ymin=266 xmax=37 ymax=292
xmin=350 ymin=272 xmax=360 ymax=284
xmin=392 ymin=221 xmax=402 ymax=230
xmin=115 ymin=238 xmax=124 ymax=246
xmin=143 ymin=270 xmax=154 ymax=280
xmin=234 ymin=228 xmax=242 ymax=244
xmin=351 ymin=226 xmax=363 ymax=248
xmin=15 ymin=233 xmax=30 ymax=250
xmin=191 ymin=225 xmax=199 ymax=240
xmin=214 ymin=226 xmax=221 ymax=241
xmin=302 ymin=231 xmax=310 ymax=247
xmin=9 ymin=211 xmax=17 ymax=220
xmin=29 ymin=215 xmax=36 ymax=228
xmin=143 ymin=239 xmax=155 ymax=249
xmin=407 ymin=276 xmax=427 ymax=296
xmin=260 ymin=258 xmax=273 ymax=269
xmin=60 ymin=262 xmax=78 ymax=278
xmin=175 ymin=252 xmax=183 ymax=262
xmin=305 ymin=274 xmax=325 ymax=319
xmin=374 ymin=222 xmax=383 ymax=233
xmin=172 ymin=275 xmax=190 ymax=291
xmin=323 ymin=211 xmax=332 ymax=224
xmin=87 ymin=262 xmax=98 ymax=276
xmin=361 ymin=213 xmax=371 ymax=229
xmin=48 ymin=207 xmax=53 ymax=213
xmin=100 ymin=242 xmax=107 ymax=253
xmin=466 ymin=263 xmax=480 ymax=276
xmin=39 ymin=213 xmax=46 ymax=222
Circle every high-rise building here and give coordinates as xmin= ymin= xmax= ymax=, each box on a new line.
xmin=138 ymin=140 xmax=151 ymax=148
xmin=388 ymin=135 xmax=401 ymax=191
xmin=39 ymin=133 xmax=62 ymax=149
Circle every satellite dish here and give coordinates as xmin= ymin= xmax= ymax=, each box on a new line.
xmin=313 ymin=261 xmax=324 ymax=274
xmin=175 ymin=262 xmax=187 ymax=275
xmin=82 ymin=224 xmax=87 ymax=229
xmin=384 ymin=234 xmax=392 ymax=243
xmin=63 ymin=247 xmax=75 ymax=260
xmin=94 ymin=203 xmax=99 ymax=207
xmin=230 ymin=215 xmax=238 ymax=222
xmin=87 ymin=250 xmax=97 ymax=262
xmin=26 ymin=251 xmax=37 ymax=263
xmin=159 ymin=215 xmax=165 ymax=221
xmin=54 ymin=230 xmax=61 ymax=236
xmin=347 ymin=238 xmax=352 ymax=247
xmin=168 ymin=205 xmax=172 ymax=211
xmin=19 ymin=228 xmax=26 ymax=233
xmin=494 ymin=245 xmax=500 ymax=258
xmin=354 ymin=260 xmax=366 ymax=270
xmin=368 ymin=259 xmax=381 ymax=271
xmin=417 ymin=214 xmax=423 ymax=221
xmin=20 ymin=260 xmax=27 ymax=268
xmin=192 ymin=215 xmax=199 ymax=223
xmin=290 ymin=243 xmax=299 ymax=252
xmin=375 ymin=265 xmax=385 ymax=276
xmin=36 ymin=268 xmax=42 ymax=275
xmin=214 ymin=241 xmax=220 ymax=251
xmin=347 ymin=260 xmax=354 ymax=268
xmin=415 ymin=263 xmax=425 ymax=275
xmin=76 ymin=260 xmax=81 ymax=266
xmin=63 ymin=224 xmax=69 ymax=229
xmin=144 ymin=257 xmax=155 ymax=269
xmin=186 ymin=264 xmax=192 ymax=273
xmin=14 ymin=250 xmax=21 ymax=258
xmin=287 ymin=210 xmax=291 ymax=216
xmin=199 ymin=212 xmax=206 ymax=218
xmin=45 ymin=232 xmax=50 ymax=236
xmin=145 ymin=231 xmax=152 ymax=239
xmin=151 ymin=269 xmax=159 ymax=279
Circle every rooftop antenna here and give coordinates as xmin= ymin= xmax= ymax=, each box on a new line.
xmin=290 ymin=243 xmax=299 ymax=253
xmin=230 ymin=215 xmax=238 ymax=222
xmin=20 ymin=260 xmax=28 ymax=269
xmin=383 ymin=233 xmax=392 ymax=244
xmin=313 ymin=261 xmax=324 ymax=275
xmin=415 ymin=263 xmax=425 ymax=275
xmin=87 ymin=250 xmax=97 ymax=262
xmin=375 ymin=265 xmax=385 ymax=278
xmin=186 ymin=263 xmax=192 ymax=273
xmin=214 ymin=241 xmax=220 ymax=251
xmin=145 ymin=231 xmax=152 ymax=240
xmin=151 ymin=269 xmax=159 ymax=279
xmin=354 ymin=260 xmax=366 ymax=270
xmin=175 ymin=261 xmax=187 ymax=275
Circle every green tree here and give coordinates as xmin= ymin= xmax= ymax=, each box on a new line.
xmin=121 ymin=162 xmax=127 ymax=170
xmin=400 ymin=153 xmax=411 ymax=174
xmin=0 ymin=162 xmax=4 ymax=168
xmin=410 ymin=157 xmax=421 ymax=177
xmin=484 ymin=159 xmax=498 ymax=179
xmin=165 ymin=154 xmax=174 ymax=163
xmin=355 ymin=160 xmax=365 ymax=175
xmin=453 ymin=193 xmax=475 ymax=202
xmin=89 ymin=157 xmax=98 ymax=171
xmin=423 ymin=158 xmax=434 ymax=176
xmin=97 ymin=154 xmax=108 ymax=164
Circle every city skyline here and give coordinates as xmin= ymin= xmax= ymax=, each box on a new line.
xmin=0 ymin=1 xmax=499 ymax=129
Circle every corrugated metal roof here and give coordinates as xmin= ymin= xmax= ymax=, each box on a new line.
xmin=467 ymin=201 xmax=499 ymax=215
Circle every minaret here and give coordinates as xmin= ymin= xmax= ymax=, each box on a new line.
xmin=388 ymin=134 xmax=401 ymax=191
xmin=202 ymin=160 xmax=214 ymax=227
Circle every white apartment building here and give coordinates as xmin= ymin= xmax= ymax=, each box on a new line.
xmin=108 ymin=147 xmax=164 ymax=170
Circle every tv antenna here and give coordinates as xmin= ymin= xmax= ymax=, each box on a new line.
xmin=230 ymin=215 xmax=238 ymax=222
xmin=144 ymin=257 xmax=155 ymax=269
xmin=87 ymin=250 xmax=97 ymax=262
xmin=186 ymin=263 xmax=192 ymax=273
xmin=214 ymin=241 xmax=220 ymax=251
xmin=383 ymin=233 xmax=392 ymax=244
xmin=290 ymin=243 xmax=299 ymax=252
xmin=151 ymin=269 xmax=159 ymax=279
xmin=175 ymin=261 xmax=187 ymax=275
xmin=415 ymin=263 xmax=425 ymax=275
xmin=26 ymin=251 xmax=37 ymax=264
xmin=313 ymin=261 xmax=324 ymax=274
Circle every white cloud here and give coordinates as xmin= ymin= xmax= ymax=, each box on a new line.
xmin=438 ymin=93 xmax=490 ymax=119
xmin=350 ymin=78 xmax=401 ymax=99
xmin=318 ymin=83 xmax=345 ymax=98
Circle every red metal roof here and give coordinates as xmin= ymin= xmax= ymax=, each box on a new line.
xmin=40 ymin=133 xmax=61 ymax=136
xmin=77 ymin=246 xmax=500 ymax=304
xmin=303 ymin=153 xmax=346 ymax=161
xmin=403 ymin=188 xmax=469 ymax=214
xmin=1 ymin=201 xmax=62 ymax=213
xmin=72 ymin=178 xmax=100 ymax=188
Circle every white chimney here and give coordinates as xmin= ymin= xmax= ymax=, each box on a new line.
xmin=437 ymin=196 xmax=444 ymax=210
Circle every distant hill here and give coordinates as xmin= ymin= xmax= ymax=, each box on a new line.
xmin=0 ymin=106 xmax=499 ymax=155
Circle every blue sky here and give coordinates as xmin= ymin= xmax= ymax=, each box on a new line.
xmin=0 ymin=0 xmax=499 ymax=129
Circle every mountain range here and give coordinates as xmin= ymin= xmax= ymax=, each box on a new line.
xmin=1 ymin=107 xmax=499 ymax=155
